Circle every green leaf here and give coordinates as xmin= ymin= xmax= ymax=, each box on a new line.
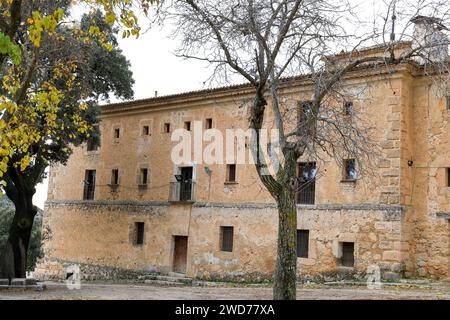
xmin=0 ymin=32 xmax=21 ymax=65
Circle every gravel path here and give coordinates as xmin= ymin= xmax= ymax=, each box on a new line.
xmin=0 ymin=282 xmax=449 ymax=300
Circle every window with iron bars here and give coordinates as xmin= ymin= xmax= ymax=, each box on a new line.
xmin=133 ymin=222 xmax=145 ymax=246
xmin=340 ymin=242 xmax=355 ymax=267
xmin=297 ymin=230 xmax=309 ymax=258
xmin=297 ymin=162 xmax=316 ymax=205
xmin=220 ymin=226 xmax=234 ymax=252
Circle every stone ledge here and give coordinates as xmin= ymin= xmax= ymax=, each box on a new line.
xmin=297 ymin=204 xmax=404 ymax=212
xmin=45 ymin=200 xmax=170 ymax=210
xmin=46 ymin=200 xmax=406 ymax=213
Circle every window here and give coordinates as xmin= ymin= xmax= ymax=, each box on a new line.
xmin=133 ymin=222 xmax=145 ymax=246
xmin=86 ymin=137 xmax=99 ymax=152
xmin=184 ymin=121 xmax=191 ymax=131
xmin=226 ymin=164 xmax=237 ymax=183
xmin=140 ymin=168 xmax=149 ymax=185
xmin=220 ymin=227 xmax=234 ymax=252
xmin=111 ymin=169 xmax=119 ymax=185
xmin=83 ymin=170 xmax=96 ymax=200
xmin=340 ymin=242 xmax=355 ymax=267
xmin=446 ymin=96 xmax=450 ymax=109
xmin=298 ymin=101 xmax=313 ymax=124
xmin=343 ymin=159 xmax=357 ymax=181
xmin=205 ymin=118 xmax=213 ymax=129
xmin=164 ymin=123 xmax=171 ymax=133
xmin=297 ymin=163 xmax=316 ymax=205
xmin=344 ymin=101 xmax=354 ymax=116
xmin=142 ymin=125 xmax=150 ymax=136
xmin=114 ymin=128 xmax=120 ymax=139
xmin=297 ymin=230 xmax=310 ymax=258
xmin=87 ymin=125 xmax=100 ymax=151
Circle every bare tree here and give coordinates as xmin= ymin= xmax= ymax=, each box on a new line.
xmin=160 ymin=0 xmax=450 ymax=299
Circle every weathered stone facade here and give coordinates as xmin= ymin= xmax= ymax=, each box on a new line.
xmin=36 ymin=47 xmax=450 ymax=282
xmin=37 ymin=201 xmax=412 ymax=281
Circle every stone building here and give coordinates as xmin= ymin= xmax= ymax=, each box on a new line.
xmin=35 ymin=27 xmax=450 ymax=282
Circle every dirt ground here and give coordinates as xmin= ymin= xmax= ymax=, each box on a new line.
xmin=0 ymin=281 xmax=449 ymax=300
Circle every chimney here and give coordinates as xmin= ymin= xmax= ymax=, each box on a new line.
xmin=411 ymin=15 xmax=449 ymax=64
xmin=155 ymin=91 xmax=158 ymax=98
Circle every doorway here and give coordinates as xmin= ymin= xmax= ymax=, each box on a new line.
xmin=173 ymin=236 xmax=188 ymax=274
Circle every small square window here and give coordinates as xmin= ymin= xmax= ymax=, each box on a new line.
xmin=340 ymin=242 xmax=355 ymax=267
xmin=297 ymin=230 xmax=309 ymax=258
xmin=142 ymin=126 xmax=150 ymax=136
xmin=220 ymin=226 xmax=234 ymax=252
xmin=164 ymin=123 xmax=171 ymax=133
xmin=226 ymin=164 xmax=237 ymax=183
xmin=343 ymin=159 xmax=357 ymax=181
xmin=205 ymin=118 xmax=213 ymax=129
xmin=133 ymin=222 xmax=145 ymax=246
xmin=86 ymin=137 xmax=99 ymax=152
xmin=114 ymin=128 xmax=121 ymax=139
xmin=184 ymin=121 xmax=191 ymax=131
xmin=344 ymin=101 xmax=354 ymax=115
xmin=111 ymin=169 xmax=119 ymax=185
xmin=141 ymin=168 xmax=149 ymax=185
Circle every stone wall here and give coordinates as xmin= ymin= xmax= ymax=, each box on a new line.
xmin=36 ymin=201 xmax=409 ymax=282
xmin=406 ymin=79 xmax=450 ymax=279
xmin=40 ymin=65 xmax=450 ymax=281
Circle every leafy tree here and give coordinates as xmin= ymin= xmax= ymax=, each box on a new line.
xmin=0 ymin=0 xmax=152 ymax=279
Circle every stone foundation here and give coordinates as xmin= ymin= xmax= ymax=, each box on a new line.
xmin=34 ymin=258 xmax=158 ymax=281
xmin=33 ymin=201 xmax=435 ymax=282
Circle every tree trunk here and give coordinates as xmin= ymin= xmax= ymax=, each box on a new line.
xmin=0 ymin=195 xmax=36 ymax=280
xmin=273 ymin=187 xmax=298 ymax=300
xmin=250 ymin=86 xmax=300 ymax=300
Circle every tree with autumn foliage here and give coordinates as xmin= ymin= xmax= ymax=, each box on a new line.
xmin=0 ymin=0 xmax=155 ymax=280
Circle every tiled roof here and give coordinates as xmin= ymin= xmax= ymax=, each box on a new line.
xmin=101 ymin=82 xmax=254 ymax=110
xmin=101 ymin=56 xmax=419 ymax=113
xmin=101 ymin=75 xmax=310 ymax=111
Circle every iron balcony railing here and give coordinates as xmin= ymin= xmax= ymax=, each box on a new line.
xmin=169 ymin=181 xmax=196 ymax=203
xmin=297 ymin=179 xmax=316 ymax=205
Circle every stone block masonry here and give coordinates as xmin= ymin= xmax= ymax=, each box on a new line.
xmin=39 ymin=61 xmax=450 ymax=282
xmin=35 ymin=201 xmax=410 ymax=282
